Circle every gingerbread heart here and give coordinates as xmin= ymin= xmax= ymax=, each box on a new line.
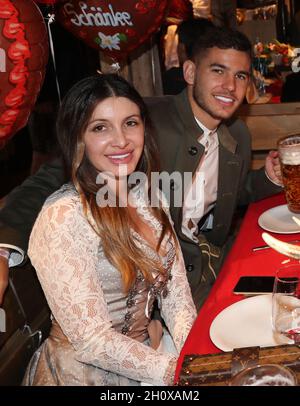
xmin=56 ymin=0 xmax=168 ymax=61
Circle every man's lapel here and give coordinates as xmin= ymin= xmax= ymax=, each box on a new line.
xmin=169 ymin=91 xmax=205 ymax=240
xmin=217 ymin=123 xmax=242 ymax=197
xmin=206 ymin=124 xmax=243 ymax=243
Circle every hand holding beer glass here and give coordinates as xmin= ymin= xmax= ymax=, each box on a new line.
xmin=278 ymin=135 xmax=300 ymax=213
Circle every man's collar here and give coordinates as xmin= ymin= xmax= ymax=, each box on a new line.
xmin=174 ymin=89 xmax=204 ymax=139
xmin=194 ymin=117 xmax=217 ymax=138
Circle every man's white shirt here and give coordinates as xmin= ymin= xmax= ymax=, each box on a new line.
xmin=182 ymin=118 xmax=219 ymax=242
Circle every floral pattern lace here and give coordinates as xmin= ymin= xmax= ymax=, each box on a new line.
xmin=28 ymin=184 xmax=196 ymax=385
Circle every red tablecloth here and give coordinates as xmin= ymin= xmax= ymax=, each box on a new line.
xmin=175 ymin=193 xmax=300 ymax=381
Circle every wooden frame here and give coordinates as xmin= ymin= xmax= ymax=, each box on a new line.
xmin=238 ymin=102 xmax=300 ymax=168
xmin=239 ymin=102 xmax=300 ymax=116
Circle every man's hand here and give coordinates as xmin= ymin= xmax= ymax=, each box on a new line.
xmin=265 ymin=150 xmax=283 ymax=186
xmin=0 ymin=256 xmax=9 ymax=305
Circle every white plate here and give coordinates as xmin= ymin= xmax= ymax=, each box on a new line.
xmin=258 ymin=204 xmax=300 ymax=234
xmin=209 ymin=295 xmax=288 ymax=352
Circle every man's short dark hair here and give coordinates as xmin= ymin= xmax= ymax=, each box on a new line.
xmin=190 ymin=26 xmax=252 ymax=61
xmin=177 ymin=18 xmax=215 ymax=59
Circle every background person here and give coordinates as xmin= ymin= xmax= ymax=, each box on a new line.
xmin=281 ymin=71 xmax=300 ymax=103
xmin=192 ymin=0 xmax=237 ymax=28
xmin=163 ymin=18 xmax=214 ymax=95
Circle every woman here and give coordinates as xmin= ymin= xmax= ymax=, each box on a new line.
xmin=23 ymin=74 xmax=196 ymax=386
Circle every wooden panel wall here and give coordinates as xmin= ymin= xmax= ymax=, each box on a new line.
xmin=239 ymin=103 xmax=300 ymax=168
xmin=100 ymin=40 xmax=163 ymax=97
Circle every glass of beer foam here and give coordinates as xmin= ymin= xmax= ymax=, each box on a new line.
xmin=278 ymin=134 xmax=300 ymax=213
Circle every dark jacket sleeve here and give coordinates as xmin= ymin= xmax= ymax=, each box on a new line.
xmin=241 ymin=166 xmax=282 ymax=206
xmin=229 ymin=118 xmax=282 ymax=206
xmin=0 ymin=157 xmax=65 ymax=252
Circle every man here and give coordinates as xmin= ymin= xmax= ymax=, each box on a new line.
xmin=0 ymin=27 xmax=282 ymax=310
xmin=149 ymin=26 xmax=282 ymax=308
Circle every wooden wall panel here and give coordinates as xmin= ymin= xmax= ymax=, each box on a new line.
xmin=100 ymin=41 xmax=163 ymax=97
xmin=239 ymin=102 xmax=300 ymax=169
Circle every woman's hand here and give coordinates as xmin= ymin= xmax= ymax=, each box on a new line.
xmin=0 ymin=256 xmax=9 ymax=305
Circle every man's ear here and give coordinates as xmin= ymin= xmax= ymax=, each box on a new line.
xmin=183 ymin=60 xmax=196 ymax=85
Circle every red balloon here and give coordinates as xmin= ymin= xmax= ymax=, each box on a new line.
xmin=0 ymin=0 xmax=49 ymax=147
xmin=56 ymin=0 xmax=169 ymax=61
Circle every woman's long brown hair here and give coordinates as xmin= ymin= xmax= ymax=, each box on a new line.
xmin=57 ymin=74 xmax=177 ymax=292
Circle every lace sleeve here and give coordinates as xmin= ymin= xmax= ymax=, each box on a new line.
xmin=28 ymin=194 xmax=176 ymax=385
xmin=160 ymin=245 xmax=197 ymax=352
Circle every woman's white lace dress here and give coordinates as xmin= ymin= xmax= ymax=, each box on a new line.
xmin=23 ymin=184 xmax=196 ymax=386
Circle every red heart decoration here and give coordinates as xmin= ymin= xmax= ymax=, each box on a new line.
xmin=0 ymin=0 xmax=49 ymax=148
xmin=56 ymin=0 xmax=169 ymax=62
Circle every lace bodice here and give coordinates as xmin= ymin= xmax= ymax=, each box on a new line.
xmin=28 ymin=184 xmax=196 ymax=385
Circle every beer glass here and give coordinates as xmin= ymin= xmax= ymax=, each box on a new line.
xmin=272 ymin=264 xmax=300 ymax=345
xmin=278 ymin=134 xmax=300 ymax=213
xmin=230 ymin=364 xmax=297 ymax=386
